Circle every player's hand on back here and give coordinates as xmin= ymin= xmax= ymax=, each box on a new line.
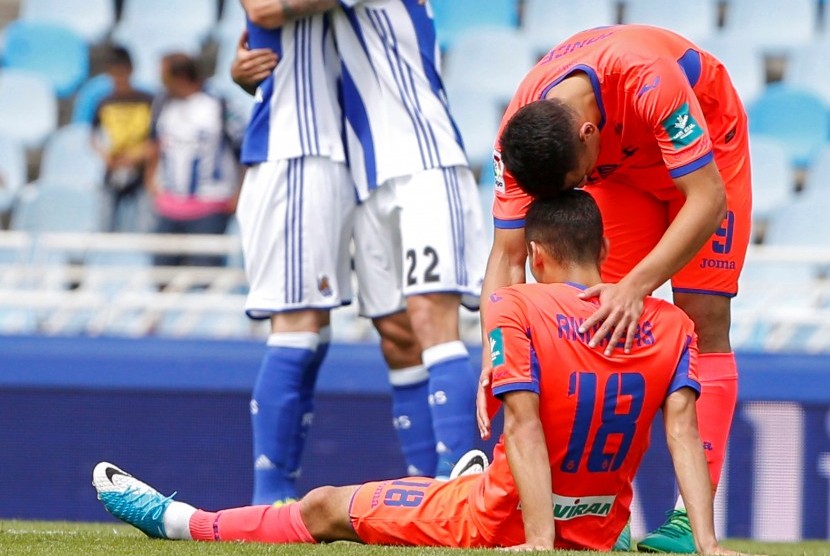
xmin=577 ymin=280 xmax=647 ymax=355
xmin=231 ymin=30 xmax=279 ymax=94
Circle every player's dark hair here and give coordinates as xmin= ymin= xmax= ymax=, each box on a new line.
xmin=525 ymin=190 xmax=603 ymax=265
xmin=105 ymin=45 xmax=133 ymax=70
xmin=163 ymin=53 xmax=201 ymax=83
xmin=500 ymin=99 xmax=583 ymax=197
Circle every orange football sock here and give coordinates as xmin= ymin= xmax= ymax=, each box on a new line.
xmin=189 ymin=503 xmax=315 ymax=544
xmin=694 ymin=352 xmax=738 ymax=489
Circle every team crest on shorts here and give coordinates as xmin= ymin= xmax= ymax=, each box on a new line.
xmin=317 ymin=274 xmax=333 ymax=297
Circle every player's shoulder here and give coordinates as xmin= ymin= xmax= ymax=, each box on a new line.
xmin=642 ymin=296 xmax=694 ymax=329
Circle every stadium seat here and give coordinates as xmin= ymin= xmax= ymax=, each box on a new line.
xmin=623 ymin=0 xmax=718 ymax=43
xmin=0 ymin=69 xmax=58 ymax=149
xmin=431 ymin=0 xmax=519 ymax=50
xmin=521 ymin=0 xmax=618 ymax=55
xmin=747 ymin=84 xmax=830 ymax=169
xmin=115 ymin=31 xmax=204 ymax=92
xmin=1 ymin=20 xmax=89 ymax=98
xmin=443 ymin=28 xmax=537 ymax=106
xmin=444 ymin=89 xmax=503 ymax=172
xmin=38 ymin=123 xmax=105 ymax=189
xmin=0 ymin=134 xmax=26 ymax=213
xmin=784 ymin=41 xmax=830 ymax=105
xmin=748 ymin=136 xmax=794 ymax=222
xmin=720 ymin=0 xmax=818 ymax=54
xmin=113 ymin=0 xmax=218 ymax=48
xmin=11 ymin=183 xmax=101 ymax=233
xmin=213 ymin=0 xmax=246 ymax=42
xmin=696 ymin=37 xmax=766 ymax=105
xmin=803 ymin=145 xmax=830 ymax=194
xmin=71 ymin=74 xmax=114 ymax=124
xmin=19 ymin=0 xmax=115 ymax=44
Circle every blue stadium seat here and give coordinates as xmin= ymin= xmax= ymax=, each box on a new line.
xmin=431 ymin=0 xmax=519 ymax=50
xmin=802 ymin=145 xmax=830 ymax=194
xmin=214 ymin=0 xmax=246 ymax=42
xmin=748 ymin=136 xmax=794 ymax=222
xmin=11 ymin=183 xmax=101 ymax=233
xmin=0 ymin=134 xmax=26 ymax=213
xmin=623 ymin=0 xmax=718 ymax=43
xmin=443 ymin=28 xmax=537 ymax=106
xmin=697 ymin=37 xmax=767 ymax=105
xmin=522 ymin=0 xmax=618 ymax=55
xmin=39 ymin=123 xmax=105 ymax=189
xmin=720 ymin=0 xmax=818 ymax=54
xmin=747 ymin=84 xmax=830 ymax=169
xmin=0 ymin=69 xmax=58 ymax=149
xmin=2 ymin=20 xmax=89 ymax=98
xmin=114 ymin=0 xmax=218 ymax=48
xmin=71 ymin=74 xmax=114 ymax=124
xmin=784 ymin=41 xmax=830 ymax=105
xmin=19 ymin=0 xmax=115 ymax=44
xmin=115 ymin=31 xmax=203 ymax=92
xmin=444 ymin=89 xmax=503 ymax=173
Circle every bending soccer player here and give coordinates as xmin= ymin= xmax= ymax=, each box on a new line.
xmin=94 ymin=192 xmax=744 ymax=554
xmin=481 ymin=24 xmax=751 ymax=552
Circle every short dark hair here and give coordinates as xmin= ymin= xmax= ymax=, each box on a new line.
xmin=162 ymin=53 xmax=201 ymax=83
xmin=500 ymin=99 xmax=583 ymax=198
xmin=106 ymin=45 xmax=133 ymax=69
xmin=525 ymin=190 xmax=603 ymax=266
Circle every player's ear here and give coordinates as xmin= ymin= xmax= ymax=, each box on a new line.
xmin=578 ymin=121 xmax=597 ymax=143
xmin=529 ymin=240 xmax=546 ymax=271
xmin=598 ymin=237 xmax=610 ymax=266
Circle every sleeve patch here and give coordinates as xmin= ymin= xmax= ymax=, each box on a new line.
xmin=661 ymin=102 xmax=703 ymax=149
xmin=489 ymin=327 xmax=506 ymax=367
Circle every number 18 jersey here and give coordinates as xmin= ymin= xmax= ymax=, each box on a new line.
xmin=482 ymin=282 xmax=700 ymax=550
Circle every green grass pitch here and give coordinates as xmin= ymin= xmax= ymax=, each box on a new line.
xmin=1 ymin=521 xmax=829 ymax=556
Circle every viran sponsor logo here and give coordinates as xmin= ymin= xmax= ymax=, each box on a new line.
xmin=552 ymin=493 xmax=615 ymax=521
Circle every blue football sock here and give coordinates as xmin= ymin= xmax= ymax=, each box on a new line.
xmin=423 ymin=341 xmax=478 ymax=478
xmin=285 ymin=326 xmax=330 ymax=476
xmin=251 ymin=332 xmax=320 ymax=504
xmin=389 ymin=365 xmax=437 ymax=476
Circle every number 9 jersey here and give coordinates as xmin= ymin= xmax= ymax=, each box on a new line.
xmin=482 ymin=282 xmax=700 ymax=550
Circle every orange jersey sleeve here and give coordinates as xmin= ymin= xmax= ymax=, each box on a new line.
xmin=483 ymin=288 xmax=538 ymax=398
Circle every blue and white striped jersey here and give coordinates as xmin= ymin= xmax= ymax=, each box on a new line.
xmin=241 ymin=15 xmax=345 ymax=164
xmin=332 ymin=0 xmax=469 ymax=198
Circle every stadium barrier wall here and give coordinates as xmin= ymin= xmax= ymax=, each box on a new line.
xmin=0 ymin=335 xmax=828 ymax=541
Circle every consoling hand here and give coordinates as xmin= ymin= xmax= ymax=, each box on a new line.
xmin=577 ymin=280 xmax=647 ymax=355
xmin=230 ymin=30 xmax=279 ymax=94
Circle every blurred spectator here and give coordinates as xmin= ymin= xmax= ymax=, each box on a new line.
xmin=146 ymin=53 xmax=242 ymax=267
xmin=91 ymin=46 xmax=154 ymax=232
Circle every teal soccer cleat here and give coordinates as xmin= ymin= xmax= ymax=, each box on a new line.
xmin=92 ymin=461 xmax=176 ymax=539
xmin=612 ymin=519 xmax=631 ymax=551
xmin=636 ymin=509 xmax=696 ymax=553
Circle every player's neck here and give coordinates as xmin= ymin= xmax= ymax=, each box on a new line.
xmin=537 ymin=265 xmax=602 ymax=288
xmin=544 ymin=73 xmax=601 ymax=126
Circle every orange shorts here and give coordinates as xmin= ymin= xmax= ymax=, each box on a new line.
xmin=587 ymin=154 xmax=751 ymax=297
xmin=348 ymin=475 xmax=516 ymax=548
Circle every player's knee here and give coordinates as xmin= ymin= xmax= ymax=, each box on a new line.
xmin=300 ymin=486 xmax=356 ymax=541
xmin=673 ymin=293 xmax=731 ymax=351
xmin=374 ymin=313 xmax=421 ymax=368
xmin=405 ymin=293 xmax=460 ymax=346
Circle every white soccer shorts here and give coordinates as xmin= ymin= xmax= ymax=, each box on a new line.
xmin=353 ymin=165 xmax=488 ymax=317
xmin=237 ymin=157 xmax=356 ymax=318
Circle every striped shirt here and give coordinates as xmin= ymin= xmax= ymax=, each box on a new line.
xmin=332 ymin=0 xmax=469 ymax=198
xmin=241 ymin=15 xmax=345 ymax=164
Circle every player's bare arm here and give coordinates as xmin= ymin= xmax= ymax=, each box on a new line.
xmin=502 ymin=389 xmax=554 ymax=551
xmin=663 ymin=387 xmax=747 ymax=556
xmin=477 ymin=226 xmax=528 ymax=439
xmin=243 ymin=0 xmax=338 ymax=29
xmin=578 ymin=160 xmax=727 ymax=354
xmin=231 ymin=30 xmax=279 ymax=95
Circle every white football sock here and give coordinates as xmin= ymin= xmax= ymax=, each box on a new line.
xmin=163 ymin=500 xmax=197 ymax=540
